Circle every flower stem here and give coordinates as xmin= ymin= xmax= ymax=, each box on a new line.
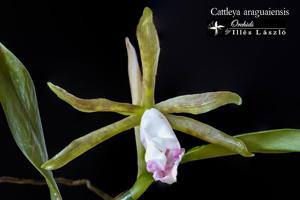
xmin=134 ymin=126 xmax=147 ymax=177
xmin=115 ymin=173 xmax=153 ymax=200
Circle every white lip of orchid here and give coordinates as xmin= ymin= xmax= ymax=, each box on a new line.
xmin=140 ymin=108 xmax=185 ymax=184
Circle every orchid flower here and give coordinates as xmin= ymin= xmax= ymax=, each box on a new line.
xmin=41 ymin=7 xmax=253 ymax=199
xmin=140 ymin=108 xmax=184 ymax=184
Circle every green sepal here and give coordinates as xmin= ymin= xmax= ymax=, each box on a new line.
xmin=136 ymin=7 xmax=160 ymax=108
xmin=42 ymin=115 xmax=140 ymax=170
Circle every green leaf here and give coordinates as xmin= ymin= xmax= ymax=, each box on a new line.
xmin=182 ymin=129 xmax=300 ymax=163
xmin=48 ymin=82 xmax=143 ymax=115
xmin=115 ymin=173 xmax=153 ymax=200
xmin=156 ymin=91 xmax=242 ymax=115
xmin=166 ymin=114 xmax=253 ymax=157
xmin=126 ymin=37 xmax=146 ymax=177
xmin=0 ymin=43 xmax=62 ymax=200
xmin=42 ymin=115 xmax=140 ymax=170
xmin=137 ymin=7 xmax=160 ymax=108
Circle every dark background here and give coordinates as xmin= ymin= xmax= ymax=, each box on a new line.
xmin=0 ymin=0 xmax=300 ymax=199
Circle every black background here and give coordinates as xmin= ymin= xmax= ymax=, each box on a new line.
xmin=0 ymin=0 xmax=300 ymax=199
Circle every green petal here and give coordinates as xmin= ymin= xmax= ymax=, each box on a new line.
xmin=182 ymin=129 xmax=300 ymax=163
xmin=166 ymin=114 xmax=253 ymax=157
xmin=42 ymin=115 xmax=139 ymax=170
xmin=48 ymin=82 xmax=142 ymax=115
xmin=0 ymin=43 xmax=62 ymax=200
xmin=156 ymin=91 xmax=242 ymax=115
xmin=115 ymin=173 xmax=153 ymax=200
xmin=126 ymin=37 xmax=146 ymax=177
xmin=126 ymin=37 xmax=142 ymax=106
xmin=137 ymin=7 xmax=160 ymax=108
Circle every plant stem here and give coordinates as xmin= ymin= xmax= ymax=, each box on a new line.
xmin=114 ymin=173 xmax=153 ymax=200
xmin=0 ymin=176 xmax=113 ymax=200
xmin=134 ymin=126 xmax=147 ymax=177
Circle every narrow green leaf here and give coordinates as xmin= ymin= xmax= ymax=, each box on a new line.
xmin=156 ymin=91 xmax=242 ymax=115
xmin=182 ymin=129 xmax=300 ymax=163
xmin=126 ymin=37 xmax=146 ymax=177
xmin=48 ymin=82 xmax=142 ymax=115
xmin=0 ymin=43 xmax=62 ymax=200
xmin=115 ymin=173 xmax=153 ymax=200
xmin=166 ymin=114 xmax=253 ymax=157
xmin=42 ymin=115 xmax=140 ymax=170
xmin=137 ymin=7 xmax=160 ymax=108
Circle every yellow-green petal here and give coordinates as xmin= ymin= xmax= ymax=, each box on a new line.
xmin=126 ymin=37 xmax=142 ymax=106
xmin=136 ymin=7 xmax=160 ymax=108
xmin=48 ymin=82 xmax=142 ymax=115
xmin=166 ymin=114 xmax=253 ymax=157
xmin=156 ymin=91 xmax=242 ymax=115
xmin=42 ymin=115 xmax=140 ymax=170
xmin=126 ymin=37 xmax=146 ymax=177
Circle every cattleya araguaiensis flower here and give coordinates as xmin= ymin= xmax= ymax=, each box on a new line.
xmin=29 ymin=6 xmax=300 ymax=200
xmin=43 ymin=5 xmax=253 ymax=178
xmin=42 ymin=6 xmax=252 ymax=180
xmin=42 ymin=6 xmax=254 ymax=196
